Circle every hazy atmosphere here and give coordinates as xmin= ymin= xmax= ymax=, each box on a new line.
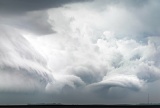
xmin=1 ymin=0 xmax=160 ymax=105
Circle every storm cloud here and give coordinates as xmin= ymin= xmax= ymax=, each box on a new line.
xmin=0 ymin=0 xmax=89 ymax=35
xmin=0 ymin=0 xmax=89 ymax=14
xmin=1 ymin=0 xmax=160 ymax=105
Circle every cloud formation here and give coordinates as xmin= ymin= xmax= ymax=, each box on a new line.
xmin=1 ymin=0 xmax=160 ymax=105
xmin=0 ymin=0 xmax=89 ymax=35
xmin=0 ymin=0 xmax=89 ymax=14
xmin=0 ymin=25 xmax=54 ymax=93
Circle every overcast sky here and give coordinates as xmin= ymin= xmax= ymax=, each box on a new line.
xmin=1 ymin=0 xmax=160 ymax=105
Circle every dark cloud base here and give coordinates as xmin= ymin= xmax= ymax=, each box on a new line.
xmin=0 ymin=0 xmax=90 ymax=14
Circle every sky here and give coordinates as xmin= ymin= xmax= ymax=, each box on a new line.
xmin=0 ymin=0 xmax=160 ymax=105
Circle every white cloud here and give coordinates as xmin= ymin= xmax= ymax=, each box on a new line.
xmin=0 ymin=25 xmax=54 ymax=93
xmin=87 ymin=74 xmax=144 ymax=92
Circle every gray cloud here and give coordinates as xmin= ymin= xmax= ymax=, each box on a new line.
xmin=0 ymin=0 xmax=90 ymax=35
xmin=0 ymin=0 xmax=90 ymax=14
xmin=0 ymin=11 xmax=55 ymax=35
